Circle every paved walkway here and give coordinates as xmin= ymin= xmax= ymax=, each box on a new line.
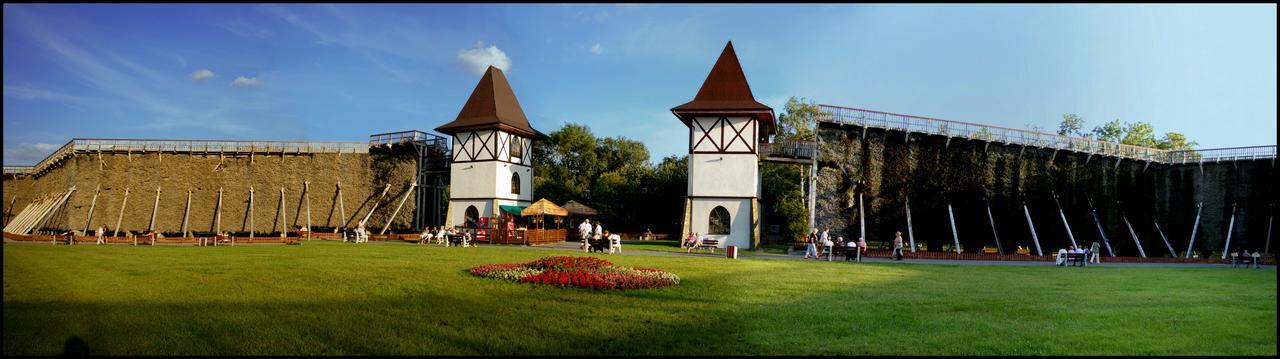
xmin=474 ymin=241 xmax=1274 ymax=269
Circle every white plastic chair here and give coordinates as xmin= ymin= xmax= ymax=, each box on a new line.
xmin=608 ymin=234 xmax=622 ymax=254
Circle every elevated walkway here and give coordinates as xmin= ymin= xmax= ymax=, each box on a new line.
xmin=818 ymin=104 xmax=1275 ymax=165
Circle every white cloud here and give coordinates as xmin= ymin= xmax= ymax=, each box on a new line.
xmin=231 ymin=76 xmax=260 ymax=87
xmin=4 ymin=142 xmax=62 ymax=165
xmin=590 ymin=44 xmax=604 ymax=55
xmin=3 ymin=83 xmax=89 ymax=104
xmin=191 ymin=69 xmax=215 ymax=81
xmin=456 ymin=41 xmax=511 ymax=75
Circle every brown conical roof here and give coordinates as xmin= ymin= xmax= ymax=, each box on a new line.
xmin=672 ymin=41 xmax=775 ymax=133
xmin=435 ymin=66 xmax=547 ymax=139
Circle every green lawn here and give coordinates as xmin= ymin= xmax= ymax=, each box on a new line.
xmin=4 ymin=241 xmax=1275 ymax=356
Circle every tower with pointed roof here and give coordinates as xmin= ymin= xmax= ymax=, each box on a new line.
xmin=672 ymin=41 xmax=776 ymax=250
xmin=436 ymin=66 xmax=548 ymax=231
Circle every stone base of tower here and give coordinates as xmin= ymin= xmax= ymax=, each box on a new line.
xmin=687 ymin=197 xmax=756 ymax=250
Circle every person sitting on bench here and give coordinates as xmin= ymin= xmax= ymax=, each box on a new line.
xmin=685 ymin=232 xmax=702 ymax=254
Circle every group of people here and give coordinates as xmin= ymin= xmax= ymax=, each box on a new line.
xmin=577 ymin=219 xmax=616 ymax=253
xmin=1055 ymin=242 xmax=1101 ymax=265
xmin=800 ymin=227 xmax=909 ymax=262
xmin=418 ymin=226 xmax=472 ymax=247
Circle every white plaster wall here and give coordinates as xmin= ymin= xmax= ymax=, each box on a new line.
xmin=689 ymin=198 xmax=752 ymax=248
xmin=449 ymin=161 xmax=500 ymax=199
xmin=491 ymin=162 xmax=533 ymax=202
xmin=689 ymin=153 xmax=758 ymax=197
xmin=447 ymin=199 xmax=493 ymax=228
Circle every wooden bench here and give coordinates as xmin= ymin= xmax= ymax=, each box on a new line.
xmin=982 ymin=246 xmax=999 ymax=254
xmin=1230 ymin=256 xmax=1261 ymax=269
xmin=694 ymin=239 xmax=720 ymax=253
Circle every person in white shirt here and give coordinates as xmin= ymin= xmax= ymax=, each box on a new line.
xmin=1056 ymin=248 xmax=1068 ymax=266
xmin=578 ymin=219 xmax=593 ymax=251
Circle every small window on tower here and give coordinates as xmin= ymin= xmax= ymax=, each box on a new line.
xmin=510 ymin=136 xmax=523 ymax=159
xmin=511 ymin=173 xmax=521 ymax=195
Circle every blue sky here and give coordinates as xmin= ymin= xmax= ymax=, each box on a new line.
xmin=3 ymin=4 xmax=1276 ymax=165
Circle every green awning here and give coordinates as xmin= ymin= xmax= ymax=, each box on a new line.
xmin=499 ymin=205 xmax=527 ymax=215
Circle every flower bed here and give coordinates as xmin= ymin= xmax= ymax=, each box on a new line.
xmin=469 ymin=256 xmax=679 ymax=290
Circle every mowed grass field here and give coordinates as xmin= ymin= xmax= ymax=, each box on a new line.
xmin=3 ymin=241 xmax=1275 ymax=356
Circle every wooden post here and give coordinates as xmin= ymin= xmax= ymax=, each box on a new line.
xmin=181 ymin=190 xmax=192 ymax=237
xmin=361 ymin=184 xmax=392 ymax=233
xmin=304 ymin=181 xmax=311 ymax=241
xmin=987 ymin=204 xmax=1002 ymax=254
xmin=1220 ymin=203 xmax=1237 ymax=260
xmin=335 ymin=181 xmax=346 ymax=233
xmin=858 ymin=193 xmax=866 ymax=243
xmin=214 ymin=187 xmax=223 ymax=236
xmin=83 ymin=185 xmax=100 ymax=233
xmin=1185 ymin=202 xmax=1202 ymax=258
xmin=1265 ymin=203 xmax=1274 ymax=256
xmin=905 ymin=196 xmax=916 ymax=253
xmin=249 ymin=187 xmax=255 ymax=239
xmin=113 ymin=187 xmax=130 ymax=238
xmin=947 ymin=203 xmax=960 ymax=254
xmin=278 ymin=187 xmax=286 ymax=237
xmin=147 ymin=186 xmax=161 ymax=232
xmin=1088 ymin=198 xmax=1116 ymax=257
xmin=1023 ymin=203 xmax=1043 ymax=256
xmin=1153 ymin=219 xmax=1176 ymax=257
xmin=1122 ymin=211 xmax=1146 ymax=258
xmin=1053 ymin=194 xmax=1078 ymax=248
xmin=381 ymin=176 xmax=418 ymax=235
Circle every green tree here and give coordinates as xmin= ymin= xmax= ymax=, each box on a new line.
xmin=1121 ymin=121 xmax=1158 ymax=148
xmin=1090 ymin=119 xmax=1124 ymax=142
xmin=776 ymin=97 xmax=820 ymax=140
xmin=1156 ymin=132 xmax=1197 ymax=151
xmin=1057 ymin=114 xmax=1087 ymax=137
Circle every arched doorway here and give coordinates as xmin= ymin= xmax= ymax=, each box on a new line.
xmin=709 ymin=206 xmax=731 ymax=235
xmin=464 ymin=205 xmax=479 ymax=229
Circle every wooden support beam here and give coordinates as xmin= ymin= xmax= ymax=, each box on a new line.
xmin=83 ymin=185 xmax=100 ymax=233
xmin=181 ymin=189 xmax=192 ymax=237
xmin=148 ymin=186 xmax=162 ymax=232
xmin=905 ymin=196 xmax=916 ymax=253
xmin=1053 ymin=193 xmax=1077 ymax=248
xmin=4 ymin=197 xmax=15 ymax=228
xmin=381 ymin=176 xmax=418 ymax=235
xmin=304 ymin=181 xmax=311 ymax=240
xmin=1185 ymin=202 xmax=1202 ymax=258
xmin=249 ymin=187 xmax=255 ymax=239
xmin=113 ymin=187 xmax=130 ymax=238
xmin=214 ymin=187 xmax=223 ymax=236
xmin=1088 ymin=198 xmax=1116 ymax=257
xmin=1023 ymin=203 xmax=1043 ymax=256
xmin=987 ymin=204 xmax=1002 ymax=254
xmin=278 ymin=187 xmax=286 ymax=237
xmin=1220 ymin=203 xmax=1237 ymax=259
xmin=335 ymin=181 xmax=346 ymax=233
xmin=947 ymin=203 xmax=960 ymax=254
xmin=31 ymin=187 xmax=77 ymax=235
xmin=360 ymin=184 xmax=392 ymax=230
xmin=1153 ymin=219 xmax=1176 ymax=257
xmin=1122 ymin=210 xmax=1146 ymax=258
xmin=858 ymin=193 xmax=866 ymax=242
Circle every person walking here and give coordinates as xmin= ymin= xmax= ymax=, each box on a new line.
xmin=803 ymin=228 xmax=819 ymax=259
xmin=1089 ymin=242 xmax=1101 ymax=264
xmin=892 ymin=231 xmax=905 ymax=261
xmin=95 ymin=224 xmax=106 ymax=245
xmin=857 ymin=236 xmax=868 ymax=262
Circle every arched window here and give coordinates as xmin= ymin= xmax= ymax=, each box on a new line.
xmin=465 ymin=206 xmax=479 ymax=228
xmin=709 ymin=206 xmax=730 ymax=235
xmin=511 ymin=173 xmax=521 ymax=195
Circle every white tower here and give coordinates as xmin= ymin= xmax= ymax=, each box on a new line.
xmin=436 ymin=66 xmax=547 ymax=231
xmin=672 ymin=42 xmax=777 ymax=250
